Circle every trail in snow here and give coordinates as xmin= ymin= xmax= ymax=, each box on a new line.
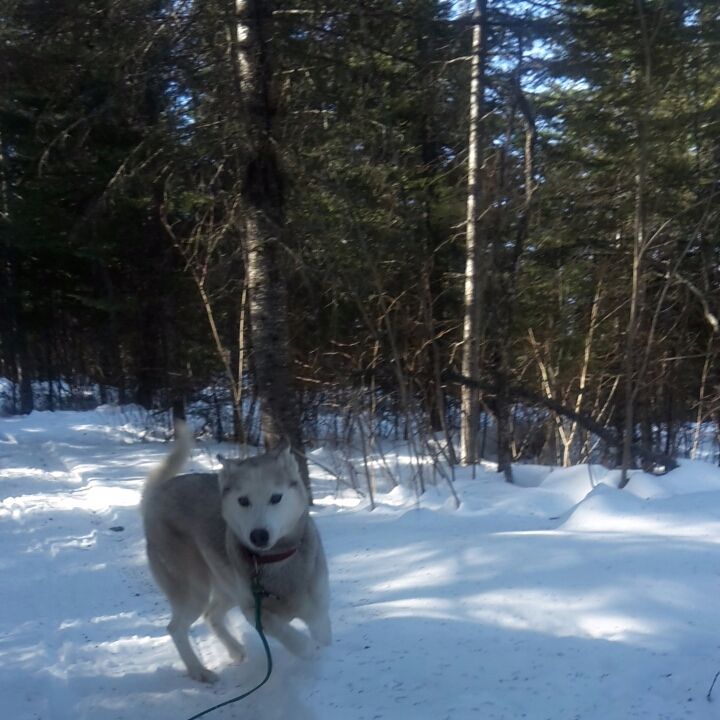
xmin=1 ymin=408 xmax=718 ymax=719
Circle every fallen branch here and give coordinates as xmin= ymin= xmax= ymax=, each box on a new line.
xmin=295 ymin=449 xmax=366 ymax=497
xmin=442 ymin=370 xmax=678 ymax=472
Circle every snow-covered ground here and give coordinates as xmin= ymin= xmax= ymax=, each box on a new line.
xmin=1 ymin=408 xmax=719 ymax=719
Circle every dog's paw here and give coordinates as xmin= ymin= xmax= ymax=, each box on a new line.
xmin=189 ymin=666 xmax=220 ymax=684
xmin=309 ymin=620 xmax=332 ymax=647
xmin=305 ymin=626 xmax=332 ymax=656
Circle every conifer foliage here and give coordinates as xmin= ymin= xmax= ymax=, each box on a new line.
xmin=1 ymin=0 xmax=718 ymax=470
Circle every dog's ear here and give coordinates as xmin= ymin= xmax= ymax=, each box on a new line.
xmin=281 ymin=443 xmax=302 ymax=477
xmin=216 ymin=454 xmax=232 ymax=494
xmin=217 ymin=458 xmax=233 ymax=495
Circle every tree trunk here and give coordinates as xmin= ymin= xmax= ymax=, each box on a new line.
xmin=691 ymin=335 xmax=713 ymax=459
xmin=493 ymin=47 xmax=536 ymax=483
xmin=234 ymin=0 xmax=310 ymax=491
xmin=0 ymin=130 xmax=32 ymax=415
xmin=17 ymin=331 xmax=34 ymax=414
xmin=460 ymin=0 xmax=488 ymax=466
xmin=620 ymin=0 xmax=651 ymax=488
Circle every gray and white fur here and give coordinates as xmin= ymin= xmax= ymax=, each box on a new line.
xmin=141 ymin=422 xmax=331 ymax=683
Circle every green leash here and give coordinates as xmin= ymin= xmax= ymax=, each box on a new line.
xmin=184 ymin=581 xmax=273 ymax=720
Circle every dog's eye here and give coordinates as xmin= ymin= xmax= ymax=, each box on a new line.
xmin=238 ymin=496 xmax=250 ymax=507
xmin=269 ymin=493 xmax=282 ymax=505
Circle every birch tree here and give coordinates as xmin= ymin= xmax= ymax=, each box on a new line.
xmin=460 ymin=0 xmax=488 ymax=465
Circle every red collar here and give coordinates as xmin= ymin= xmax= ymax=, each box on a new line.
xmin=243 ymin=547 xmax=297 ymax=565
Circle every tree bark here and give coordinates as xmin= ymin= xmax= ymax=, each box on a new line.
xmin=234 ymin=0 xmax=310 ymax=490
xmin=620 ymin=0 xmax=651 ymax=488
xmin=460 ymin=0 xmax=488 ymax=465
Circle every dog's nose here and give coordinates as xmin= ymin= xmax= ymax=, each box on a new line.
xmin=250 ymin=528 xmax=270 ymax=548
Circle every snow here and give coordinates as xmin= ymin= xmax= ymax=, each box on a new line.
xmin=1 ymin=409 xmax=719 ymax=719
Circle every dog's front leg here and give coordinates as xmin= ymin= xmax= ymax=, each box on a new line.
xmin=304 ymin=606 xmax=332 ymax=647
xmin=300 ymin=564 xmax=332 ymax=647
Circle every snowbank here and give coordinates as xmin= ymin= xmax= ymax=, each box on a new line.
xmin=1 ymin=410 xmax=718 ymax=719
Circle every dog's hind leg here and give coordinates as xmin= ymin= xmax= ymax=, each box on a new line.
xmin=205 ymin=591 xmax=246 ymax=663
xmin=168 ymin=599 xmax=219 ymax=684
xmin=148 ymin=539 xmax=218 ymax=684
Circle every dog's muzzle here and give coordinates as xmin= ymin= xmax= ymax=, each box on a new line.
xmin=250 ymin=528 xmax=270 ymax=548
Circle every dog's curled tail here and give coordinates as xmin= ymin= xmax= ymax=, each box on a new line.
xmin=142 ymin=421 xmax=193 ymax=505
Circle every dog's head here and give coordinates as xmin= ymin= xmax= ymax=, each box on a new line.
xmin=217 ymin=443 xmax=308 ymax=552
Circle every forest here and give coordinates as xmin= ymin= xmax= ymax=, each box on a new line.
xmin=2 ymin=0 xmax=719 ymax=479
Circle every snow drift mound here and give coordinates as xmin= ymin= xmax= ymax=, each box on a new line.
xmin=624 ymin=458 xmax=720 ymax=499
xmin=538 ymin=464 xmax=621 ymax=506
xmin=559 ymin=460 xmax=720 ymax=538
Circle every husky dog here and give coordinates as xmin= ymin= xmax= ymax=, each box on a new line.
xmin=141 ymin=423 xmax=331 ymax=683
